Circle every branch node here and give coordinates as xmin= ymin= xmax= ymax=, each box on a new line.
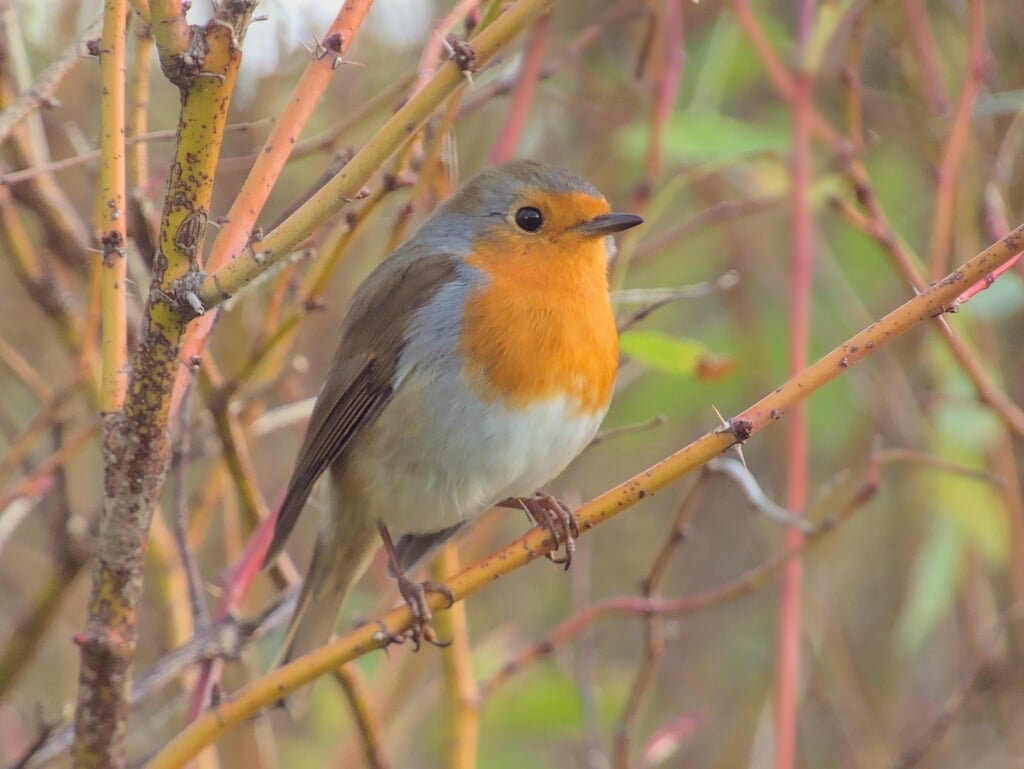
xmin=167 ymin=273 xmax=208 ymax=319
xmin=160 ymin=26 xmax=208 ymax=89
xmin=717 ymin=417 xmax=753 ymax=444
xmin=444 ymin=37 xmax=478 ymax=83
xmin=236 ymin=225 xmax=267 ymax=269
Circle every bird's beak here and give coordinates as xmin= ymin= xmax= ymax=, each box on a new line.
xmin=575 ymin=212 xmax=644 ymax=236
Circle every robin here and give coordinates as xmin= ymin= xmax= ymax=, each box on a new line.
xmin=264 ymin=160 xmax=642 ymax=687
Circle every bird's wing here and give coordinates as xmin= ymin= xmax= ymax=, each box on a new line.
xmin=263 ymin=249 xmax=461 ymax=566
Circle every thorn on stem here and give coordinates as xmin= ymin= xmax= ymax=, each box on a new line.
xmin=303 ymin=31 xmax=347 ymax=69
xmin=182 ymin=291 xmax=205 ymax=317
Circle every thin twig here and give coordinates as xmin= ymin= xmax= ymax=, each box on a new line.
xmin=486 ymin=11 xmax=549 ymax=163
xmin=925 ymin=0 xmax=985 ymax=280
xmin=635 ymin=0 xmax=685 ymax=208
xmin=892 ymin=603 xmax=1024 ymax=769
xmin=901 ymin=0 xmax=950 ymax=116
xmin=614 ymin=272 xmax=740 ymax=334
xmin=171 ymin=363 xmax=209 ymax=628
xmin=589 ymin=416 xmax=666 ymax=448
xmin=705 ymin=457 xmax=811 ymax=531
xmin=1 ymin=120 xmax=274 ymax=186
xmin=612 ymin=478 xmax=705 ymax=769
xmin=0 ymin=13 xmax=103 ymax=146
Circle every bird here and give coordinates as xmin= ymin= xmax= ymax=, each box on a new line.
xmin=263 ymin=159 xmax=642 ymax=690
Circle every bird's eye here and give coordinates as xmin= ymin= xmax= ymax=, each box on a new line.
xmin=514 ymin=206 xmax=544 ymax=232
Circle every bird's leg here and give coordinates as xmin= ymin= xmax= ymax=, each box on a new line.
xmin=500 ymin=492 xmax=579 ymax=570
xmin=377 ymin=522 xmax=454 ymax=649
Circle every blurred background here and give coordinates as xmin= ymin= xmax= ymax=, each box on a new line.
xmin=2 ymin=0 xmax=1024 ymax=767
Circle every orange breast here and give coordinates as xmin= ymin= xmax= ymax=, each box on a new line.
xmin=459 ymin=234 xmax=618 ymax=414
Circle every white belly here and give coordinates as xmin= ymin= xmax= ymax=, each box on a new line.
xmin=337 ymin=365 xmax=606 ymax=536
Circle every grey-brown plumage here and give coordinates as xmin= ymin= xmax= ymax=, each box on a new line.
xmin=264 ymin=250 xmax=459 ymax=694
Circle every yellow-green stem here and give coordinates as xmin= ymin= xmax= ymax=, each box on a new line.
xmin=96 ymin=0 xmax=129 ymax=416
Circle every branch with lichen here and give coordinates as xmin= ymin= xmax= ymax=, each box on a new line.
xmin=71 ymin=4 xmax=254 ymax=768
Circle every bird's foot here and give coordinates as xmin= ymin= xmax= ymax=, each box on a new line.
xmin=512 ymin=492 xmax=579 ymax=570
xmin=396 ymin=575 xmax=454 ymax=650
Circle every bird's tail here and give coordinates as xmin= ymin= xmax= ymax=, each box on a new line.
xmin=272 ymin=513 xmax=377 ymax=716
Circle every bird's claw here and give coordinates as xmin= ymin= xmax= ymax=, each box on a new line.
xmin=396 ymin=575 xmax=454 ymax=650
xmin=515 ymin=492 xmax=579 ymax=570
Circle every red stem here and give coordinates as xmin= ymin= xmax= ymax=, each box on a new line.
xmin=186 ymin=510 xmax=276 ymax=720
xmin=925 ymin=0 xmax=985 ymax=280
xmin=774 ymin=2 xmax=815 ymax=768
xmin=902 ymin=0 xmax=950 ymax=116
xmin=642 ymin=0 xmax=685 ymax=198
xmin=487 ymin=12 xmax=550 ymax=163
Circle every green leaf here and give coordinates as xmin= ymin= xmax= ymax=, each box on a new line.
xmin=619 ymin=330 xmax=708 ymax=378
xmin=896 ymin=363 xmax=1009 ymax=654
xmin=896 ymin=518 xmax=964 ymax=654
xmin=620 ymin=110 xmax=789 ymax=165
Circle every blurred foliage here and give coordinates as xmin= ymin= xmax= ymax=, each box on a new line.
xmin=1 ymin=0 xmax=1024 ymax=768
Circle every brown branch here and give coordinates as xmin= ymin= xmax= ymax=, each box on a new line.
xmin=198 ymin=359 xmax=271 ymax=529
xmin=830 ymin=186 xmax=1024 ymax=439
xmin=636 ymin=0 xmax=685 ymax=208
xmin=0 ymin=184 xmax=85 ymax=352
xmin=0 ymin=421 xmax=101 ymax=517
xmin=901 ymin=0 xmax=951 ymax=116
